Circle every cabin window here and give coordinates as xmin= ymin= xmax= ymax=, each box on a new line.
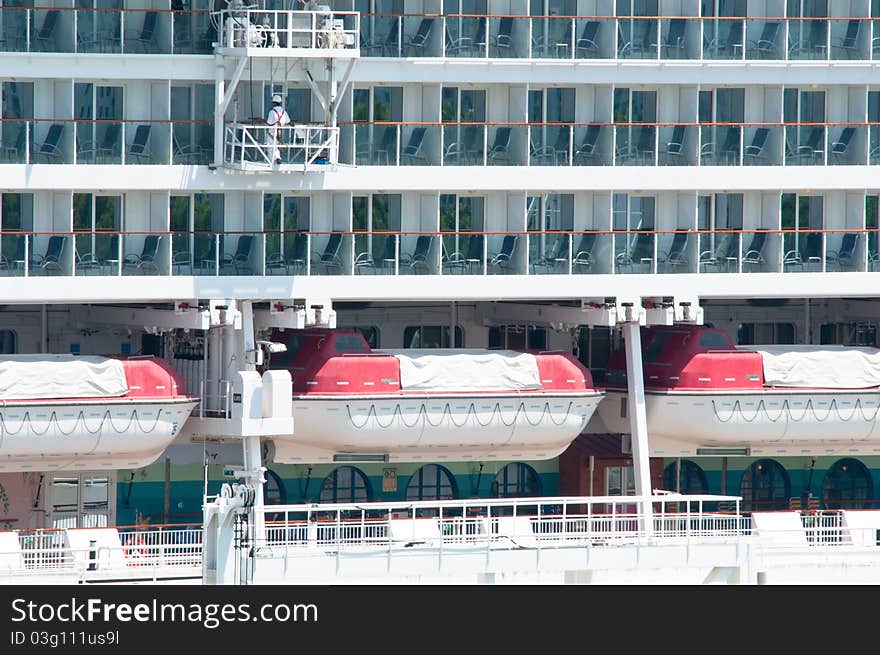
xmin=492 ymin=463 xmax=541 ymax=498
xmin=333 ymin=334 xmax=369 ymax=352
xmin=698 ymin=331 xmax=731 ymax=349
xmin=405 ymin=464 xmax=457 ymax=501
xmin=740 ymin=459 xmax=790 ymax=511
xmin=577 ymin=326 xmax=620 ymax=385
xmin=643 ymin=331 xmax=673 ymax=363
xmin=341 ymin=326 xmax=380 ymax=348
xmin=822 ymin=459 xmax=873 ymax=510
xmin=488 ymin=325 xmax=547 ymax=350
xmin=264 ymin=469 xmax=287 ymax=505
xmin=737 ymin=323 xmax=796 ymax=345
xmin=49 ymin=473 xmax=115 ymax=529
xmin=320 ymin=466 xmax=372 ymax=503
xmin=819 ymin=322 xmax=877 ymax=347
xmin=662 ymin=460 xmax=708 ymax=494
xmin=403 ymin=325 xmax=463 ymax=348
xmin=0 ymin=330 xmax=15 ymax=354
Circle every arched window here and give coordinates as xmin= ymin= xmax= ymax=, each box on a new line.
xmin=264 ymin=469 xmax=287 ymax=505
xmin=492 ymin=463 xmax=541 ymax=498
xmin=405 ymin=464 xmax=457 ymax=501
xmin=740 ymin=459 xmax=790 ymax=511
xmin=662 ymin=460 xmax=708 ymax=495
xmin=319 ymin=466 xmax=371 ymax=504
xmin=822 ymin=458 xmax=873 ymax=510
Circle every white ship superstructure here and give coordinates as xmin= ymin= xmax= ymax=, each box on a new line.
xmin=2 ymin=0 xmax=880 ymax=584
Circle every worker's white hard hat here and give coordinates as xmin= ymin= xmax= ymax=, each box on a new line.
xmin=272 ymin=94 xmax=282 ymax=104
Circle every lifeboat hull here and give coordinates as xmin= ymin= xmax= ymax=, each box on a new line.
xmin=0 ymin=398 xmax=198 ymax=471
xmin=272 ymin=392 xmax=603 ymax=462
xmin=599 ymin=390 xmax=880 ymax=455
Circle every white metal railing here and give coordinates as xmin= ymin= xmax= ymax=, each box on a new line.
xmin=224 ymin=123 xmax=338 ymax=169
xmin=197 ymin=378 xmax=232 ymax=418
xmin=215 ymin=8 xmax=359 ymax=51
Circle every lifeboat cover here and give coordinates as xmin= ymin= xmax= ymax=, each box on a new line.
xmin=0 ymin=355 xmax=128 ymax=399
xmin=381 ymin=349 xmax=542 ymax=392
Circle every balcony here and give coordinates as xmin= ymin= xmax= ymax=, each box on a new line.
xmin=338 ymin=121 xmax=876 ymax=168
xmin=0 ymin=7 xmax=215 ymax=54
xmin=0 ymin=229 xmax=873 ymax=278
xmin=0 ymin=119 xmax=212 ymax=165
xmin=213 ymin=8 xmax=358 ymax=57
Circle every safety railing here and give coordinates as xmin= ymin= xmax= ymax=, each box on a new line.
xmin=1 ymin=229 xmax=880 ymax=278
xmin=0 ymin=7 xmax=215 ymax=54
xmin=0 ymin=118 xmax=213 ymax=165
xmin=224 ymin=122 xmax=338 ymax=169
xmin=213 ymin=8 xmax=358 ymax=53
xmin=340 ymin=121 xmax=880 ymax=168
xmin=357 ymin=13 xmax=880 ymax=61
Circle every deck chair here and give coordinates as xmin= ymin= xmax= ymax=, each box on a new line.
xmin=663 ymin=125 xmax=686 ymax=164
xmin=572 ymin=232 xmax=597 ymax=273
xmin=706 ymin=19 xmax=743 ymax=58
xmin=1 ymin=123 xmax=27 ymax=163
xmin=406 ymin=18 xmax=433 ymax=56
xmin=575 ymin=20 xmax=601 ymax=58
xmin=31 ymin=235 xmax=66 ymax=275
xmin=531 ymin=233 xmax=568 ymax=273
xmin=741 ymin=232 xmax=767 ymax=271
xmin=128 ymin=11 xmax=159 ymax=53
xmin=363 ymin=16 xmax=399 ymax=56
xmin=719 ymin=127 xmax=741 ymax=164
xmin=35 ymin=124 xmax=65 ymax=163
xmin=127 ymin=124 xmax=152 ymax=163
xmin=574 ymin=125 xmax=602 ymax=164
xmin=633 ymin=125 xmax=655 ymax=164
xmin=400 ymin=127 xmax=427 ymax=165
xmin=354 ymin=234 xmax=395 ymax=274
xmin=221 ymin=234 xmax=254 ymax=274
xmin=491 ymin=17 xmax=514 ymax=57
xmin=832 ymin=20 xmax=860 ymax=59
xmin=743 ymin=127 xmax=770 ymax=164
xmin=789 ymin=19 xmax=827 ymax=59
xmin=446 ymin=17 xmax=486 ymax=56
xmin=830 ymin=127 xmax=855 ymax=164
xmin=32 ymin=10 xmax=59 ymax=51
xmin=796 ymin=126 xmax=823 ymax=164
xmin=698 ymin=232 xmax=735 ymax=271
xmin=661 ymin=18 xmax=686 ymax=58
xmin=751 ymin=22 xmax=780 ymax=59
xmin=312 ymin=232 xmax=344 ymax=273
xmin=76 ymin=248 xmax=102 ymax=275
xmin=441 ymin=239 xmax=467 ymax=274
xmin=658 ymin=231 xmax=688 ymax=271
xmin=0 ymin=235 xmax=25 ymax=274
xmin=784 ymin=232 xmax=823 ymax=270
xmin=826 ymin=232 xmax=858 ymax=270
xmin=616 ymin=232 xmax=654 ymax=271
xmin=490 ymin=234 xmax=518 ymax=273
xmin=374 ymin=126 xmax=398 ymax=165
xmin=123 ymin=234 xmax=161 ymax=274
xmin=488 ymin=127 xmax=512 ymax=164
xmin=83 ymin=123 xmax=121 ymax=163
xmin=401 ymin=235 xmax=433 ymax=273
xmin=267 ymin=232 xmax=308 ymax=274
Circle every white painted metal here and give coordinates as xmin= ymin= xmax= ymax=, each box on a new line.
xmin=623 ymin=322 xmax=653 ymax=532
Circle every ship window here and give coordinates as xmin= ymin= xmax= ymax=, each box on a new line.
xmin=333 ymin=334 xmax=369 ymax=352
xmin=488 ymin=325 xmax=547 ymax=350
xmin=492 ymin=463 xmax=541 ymax=498
xmin=342 ymin=327 xmax=380 ymax=348
xmin=740 ymin=459 xmax=790 ymax=512
xmin=404 ymin=325 xmax=463 ymax=348
xmin=0 ymin=330 xmax=16 ymax=354
xmin=405 ymin=464 xmax=457 ymax=501
xmin=662 ymin=460 xmax=708 ymax=494
xmin=819 ymin=322 xmax=877 ymax=347
xmin=644 ymin=331 xmax=673 ymax=363
xmin=737 ymin=323 xmax=796 ymax=345
xmin=822 ymin=459 xmax=873 ymax=510
xmin=264 ymin=469 xmax=287 ymax=505
xmin=699 ymin=331 xmax=731 ymax=349
xmin=319 ymin=466 xmax=372 ymax=503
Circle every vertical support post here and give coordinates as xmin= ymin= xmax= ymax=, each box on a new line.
xmin=214 ymin=53 xmax=225 ymax=167
xmin=804 ymin=298 xmax=811 ymax=344
xmin=163 ymin=457 xmax=171 ymax=524
xmin=208 ymin=328 xmax=222 ymax=412
xmin=242 ymin=435 xmax=265 ymax=546
xmin=623 ymin=321 xmax=653 ymax=534
xmin=40 ymin=305 xmax=48 ymax=353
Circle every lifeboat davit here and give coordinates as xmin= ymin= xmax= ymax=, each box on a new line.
xmin=0 ymin=355 xmax=198 ymax=471
xmin=597 ymin=325 xmax=880 ymax=456
xmin=267 ymin=330 xmax=604 ymax=462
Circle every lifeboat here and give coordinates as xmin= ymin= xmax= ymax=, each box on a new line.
xmin=267 ymin=329 xmax=604 ymax=462
xmin=597 ymin=325 xmax=880 ymax=456
xmin=0 ymin=355 xmax=198 ymax=471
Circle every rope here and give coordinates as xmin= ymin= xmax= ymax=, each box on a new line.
xmin=711 ymin=397 xmax=880 ymax=425
xmin=346 ymin=399 xmax=581 ymax=430
xmin=0 ymin=407 xmax=172 ymax=438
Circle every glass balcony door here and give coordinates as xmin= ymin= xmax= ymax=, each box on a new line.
xmin=614 ymin=88 xmax=656 ymax=165
xmin=699 ymin=87 xmax=744 ymax=165
xmin=442 ymin=87 xmax=486 ymax=164
xmin=354 ymin=193 xmax=401 ymax=274
xmin=441 ymin=194 xmax=484 ymax=274
xmin=782 ymin=193 xmax=824 ymax=271
xmin=74 ymin=82 xmax=123 ymax=164
xmin=784 ymin=87 xmax=826 ymax=164
xmin=353 ymin=86 xmax=403 ymax=164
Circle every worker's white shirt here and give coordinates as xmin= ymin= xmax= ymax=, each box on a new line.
xmin=266 ymin=106 xmax=291 ymax=128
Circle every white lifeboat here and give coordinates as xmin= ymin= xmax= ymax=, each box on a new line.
xmin=267 ymin=330 xmax=604 ymax=463
xmin=596 ymin=326 xmax=880 ymax=456
xmin=0 ymin=355 xmax=198 ymax=471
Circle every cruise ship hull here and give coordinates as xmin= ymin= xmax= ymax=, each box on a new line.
xmin=272 ymin=391 xmax=604 ymax=462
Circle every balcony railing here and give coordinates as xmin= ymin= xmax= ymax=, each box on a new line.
xmin=341 ymin=122 xmax=880 ymax=168
xmin=0 ymin=7 xmax=215 ymax=54
xmin=1 ymin=229 xmax=877 ymax=278
xmin=224 ymin=122 xmax=338 ymax=169
xmin=0 ymin=119 xmax=213 ymax=165
xmin=213 ymin=8 xmax=358 ymax=53
xmin=357 ymin=13 xmax=880 ymax=61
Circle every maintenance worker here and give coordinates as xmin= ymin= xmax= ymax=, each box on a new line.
xmin=266 ymin=93 xmax=290 ymax=164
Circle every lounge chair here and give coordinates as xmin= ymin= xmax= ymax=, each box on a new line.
xmin=663 ymin=125 xmax=687 ymax=164
xmin=31 ymin=235 xmax=66 ymax=275
xmin=830 ymin=127 xmax=855 ymax=164
xmin=743 ymin=127 xmax=770 ymax=165
xmin=488 ymin=126 xmax=512 ymax=164
xmin=401 ymin=235 xmax=434 ymax=274
xmin=32 ymin=10 xmax=59 ymax=52
xmin=750 ymin=22 xmax=780 ymax=59
xmin=699 ymin=232 xmax=736 ymax=272
xmin=575 ymin=124 xmax=602 ymax=164
xmin=400 ymin=127 xmax=428 ymax=165
xmin=406 ymin=18 xmax=433 ymax=56
xmin=312 ymin=232 xmax=344 ymax=274
xmin=616 ymin=232 xmax=654 ymax=272
xmin=660 ymin=18 xmax=686 ymax=58
xmin=783 ymin=232 xmax=823 ymax=271
xmin=705 ymin=19 xmax=743 ymax=58
xmin=575 ymin=21 xmax=601 ymax=58
xmin=572 ymin=232 xmax=597 ymax=273
xmin=123 ymin=234 xmax=161 ymax=274
xmin=531 ymin=233 xmax=568 ymax=273
xmin=128 ymin=11 xmax=159 ymax=53
xmin=741 ymin=232 xmax=767 ymax=271
xmin=80 ymin=123 xmax=121 ymax=163
xmin=35 ymin=124 xmax=65 ymax=163
xmin=826 ymin=232 xmax=858 ymax=270
xmin=832 ymin=20 xmax=860 ymax=60
xmin=490 ymin=234 xmax=518 ymax=273
xmin=354 ymin=234 xmax=396 ymax=274
xmin=658 ymin=231 xmax=689 ymax=272
xmin=221 ymin=234 xmax=254 ymax=274
xmin=362 ymin=16 xmax=399 ymax=56
xmin=127 ymin=124 xmax=153 ymax=164
xmin=491 ymin=17 xmax=514 ymax=57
